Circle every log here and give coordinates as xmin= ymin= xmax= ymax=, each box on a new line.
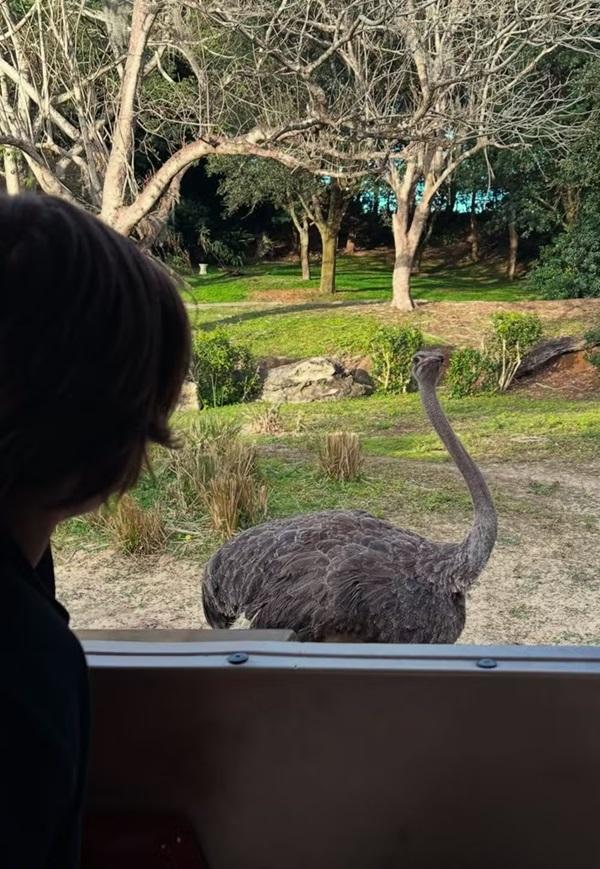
xmin=516 ymin=337 xmax=587 ymax=379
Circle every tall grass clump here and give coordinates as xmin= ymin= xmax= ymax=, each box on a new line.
xmin=104 ymin=495 xmax=167 ymax=555
xmin=319 ymin=431 xmax=364 ymax=482
xmin=247 ymin=403 xmax=284 ymax=435
xmin=168 ymin=414 xmax=267 ymax=537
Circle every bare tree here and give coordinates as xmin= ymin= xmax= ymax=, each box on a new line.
xmin=0 ymin=0 xmax=318 ymax=238
xmin=213 ymin=0 xmax=600 ymax=309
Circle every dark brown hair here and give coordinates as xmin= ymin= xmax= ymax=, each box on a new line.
xmin=0 ymin=194 xmax=191 ymax=507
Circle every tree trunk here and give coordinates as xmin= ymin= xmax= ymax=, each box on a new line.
xmin=391 ymin=210 xmax=420 ymax=311
xmin=507 ymin=217 xmax=519 ymax=280
xmin=312 ymin=180 xmax=346 ymax=294
xmin=101 ymin=0 xmax=157 ymax=227
xmin=3 ymin=148 xmax=20 ymax=195
xmin=137 ymin=169 xmax=185 ymax=251
xmin=299 ymin=222 xmax=311 ymax=280
xmin=392 ymin=262 xmax=415 ymax=310
xmin=469 ymin=192 xmax=479 ymax=263
xmin=412 ymin=211 xmax=437 ymax=276
xmin=345 ymin=232 xmax=356 ymax=255
xmin=319 ymin=228 xmax=337 ymax=294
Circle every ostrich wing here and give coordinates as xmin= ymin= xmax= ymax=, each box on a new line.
xmin=201 ymin=510 xmax=463 ymax=641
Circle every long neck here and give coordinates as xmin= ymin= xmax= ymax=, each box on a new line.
xmin=419 ymin=381 xmax=497 ymax=582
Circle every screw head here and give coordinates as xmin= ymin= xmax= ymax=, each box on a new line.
xmin=476 ymin=657 xmax=498 ymax=670
xmin=227 ymin=652 xmax=249 ymax=665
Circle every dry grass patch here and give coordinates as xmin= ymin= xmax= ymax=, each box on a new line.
xmin=320 ymin=431 xmax=364 ymax=482
xmin=247 ymin=403 xmax=285 ymax=435
xmin=203 ymin=440 xmax=268 ymax=538
xmin=104 ymin=495 xmax=167 ymax=555
xmin=167 ymin=415 xmax=267 ymax=537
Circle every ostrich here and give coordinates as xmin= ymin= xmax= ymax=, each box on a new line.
xmin=202 ymin=351 xmax=497 ymax=643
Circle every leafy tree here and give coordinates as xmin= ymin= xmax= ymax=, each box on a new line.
xmin=528 ymin=195 xmax=600 ymax=299
xmin=210 ymin=156 xmax=353 ymax=292
xmin=208 ymin=157 xmax=317 ymax=280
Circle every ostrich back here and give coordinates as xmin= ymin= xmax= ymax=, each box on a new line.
xmin=202 ymin=510 xmax=467 ymax=643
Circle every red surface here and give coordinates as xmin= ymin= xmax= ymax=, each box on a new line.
xmin=81 ymin=814 xmax=208 ymax=869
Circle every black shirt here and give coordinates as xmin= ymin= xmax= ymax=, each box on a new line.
xmin=0 ymin=532 xmax=89 ymax=868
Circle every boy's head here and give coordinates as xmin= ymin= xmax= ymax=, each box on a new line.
xmin=0 ymin=194 xmax=191 ymax=516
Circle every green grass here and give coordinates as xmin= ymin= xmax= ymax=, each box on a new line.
xmin=242 ymin=393 xmax=600 ymax=462
xmin=189 ymin=306 xmax=412 ymax=357
xmin=184 ymin=253 xmax=538 ymax=305
xmin=56 ymin=391 xmax=600 ymax=561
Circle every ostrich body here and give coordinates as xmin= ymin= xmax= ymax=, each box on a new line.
xmin=202 ymin=352 xmax=497 ymax=643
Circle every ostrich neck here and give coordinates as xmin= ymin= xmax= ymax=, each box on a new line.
xmin=419 ymin=381 xmax=497 ymax=578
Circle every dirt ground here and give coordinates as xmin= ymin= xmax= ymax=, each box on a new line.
xmin=380 ymin=297 xmax=600 ymax=347
xmin=56 ymin=455 xmax=600 ymax=646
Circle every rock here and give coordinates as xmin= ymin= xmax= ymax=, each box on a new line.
xmin=177 ymin=380 xmax=198 ymax=411
xmin=261 ymin=357 xmax=374 ymax=403
xmin=516 ymin=337 xmax=587 ymax=379
xmin=257 ymin=356 xmax=299 ymax=380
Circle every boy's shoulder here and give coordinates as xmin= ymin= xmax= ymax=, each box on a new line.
xmin=0 ymin=536 xmax=87 ymax=725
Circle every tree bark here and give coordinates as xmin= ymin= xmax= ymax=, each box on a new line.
xmin=318 ymin=228 xmax=337 ymax=294
xmin=507 ymin=215 xmax=519 ymax=280
xmin=412 ymin=211 xmax=436 ymax=275
xmin=516 ymin=337 xmax=585 ymax=379
xmin=299 ymin=220 xmax=311 ymax=280
xmin=312 ymin=180 xmax=346 ymax=294
xmin=289 ymin=202 xmax=311 ymax=281
xmin=101 ymin=0 xmax=157 ymax=227
xmin=387 ymin=160 xmax=434 ymax=311
xmin=3 ymin=148 xmax=20 ymax=195
xmin=391 ymin=208 xmax=421 ymax=311
xmin=137 ymin=169 xmax=185 ymax=251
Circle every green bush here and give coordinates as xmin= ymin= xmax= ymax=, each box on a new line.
xmin=192 ymin=330 xmax=260 ymax=407
xmin=446 ymin=348 xmax=490 ymax=398
xmin=370 ymin=326 xmax=424 ymax=393
xmin=527 ymin=198 xmax=600 ymax=299
xmin=487 ymin=312 xmax=543 ymax=391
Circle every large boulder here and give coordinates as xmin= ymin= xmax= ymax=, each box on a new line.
xmin=261 ymin=357 xmax=374 ymax=403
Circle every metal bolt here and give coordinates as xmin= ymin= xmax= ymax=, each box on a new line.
xmin=476 ymin=657 xmax=498 ymax=669
xmin=227 ymin=652 xmax=249 ymax=665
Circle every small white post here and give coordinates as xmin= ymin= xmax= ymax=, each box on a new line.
xmin=198 ymin=263 xmax=208 ymax=276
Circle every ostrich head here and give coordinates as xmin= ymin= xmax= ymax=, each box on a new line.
xmin=412 ymin=350 xmax=445 ymax=388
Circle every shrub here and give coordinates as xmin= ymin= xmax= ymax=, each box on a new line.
xmin=192 ymin=330 xmax=260 ymax=408
xmin=370 ymin=326 xmax=424 ymax=393
xmin=527 ymin=199 xmax=600 ymax=300
xmin=105 ymin=495 xmax=167 ymax=555
xmin=319 ymin=431 xmax=363 ymax=482
xmin=446 ymin=348 xmax=490 ymax=398
xmin=487 ymin=312 xmax=543 ymax=391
